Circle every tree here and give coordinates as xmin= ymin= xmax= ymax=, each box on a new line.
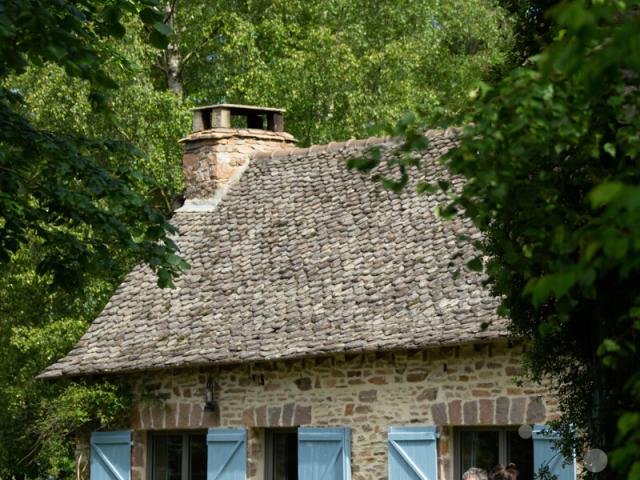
xmin=0 ymin=1 xmax=189 ymax=476
xmin=357 ymin=1 xmax=640 ymax=478
xmin=0 ymin=0 xmax=188 ymax=291
xmin=153 ymin=0 xmax=514 ymax=145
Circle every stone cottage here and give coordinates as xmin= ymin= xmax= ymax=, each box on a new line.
xmin=41 ymin=105 xmax=576 ymax=480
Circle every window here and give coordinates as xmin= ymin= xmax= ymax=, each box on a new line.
xmin=150 ymin=431 xmax=207 ymax=480
xmin=265 ymin=429 xmax=298 ymax=480
xmin=455 ymin=428 xmax=533 ymax=480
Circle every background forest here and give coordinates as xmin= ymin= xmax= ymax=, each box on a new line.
xmin=0 ymin=0 xmax=571 ymax=478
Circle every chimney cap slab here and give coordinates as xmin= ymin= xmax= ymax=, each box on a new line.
xmin=190 ymin=103 xmax=285 ymax=113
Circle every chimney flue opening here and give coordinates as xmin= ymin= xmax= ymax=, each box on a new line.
xmin=190 ymin=103 xmax=285 ymax=134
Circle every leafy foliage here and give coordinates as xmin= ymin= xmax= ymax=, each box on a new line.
xmin=0 ymin=0 xmax=187 ymax=290
xmin=0 ymin=1 xmax=189 ymax=477
xmin=378 ymin=1 xmax=640 ymax=478
xmin=163 ymin=0 xmax=514 ymax=145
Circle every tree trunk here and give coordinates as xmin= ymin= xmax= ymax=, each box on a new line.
xmin=161 ymin=1 xmax=183 ymax=97
xmin=165 ymin=41 xmax=183 ymax=97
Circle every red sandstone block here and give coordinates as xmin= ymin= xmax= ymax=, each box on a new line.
xmin=242 ymin=408 xmax=255 ymax=427
xmin=471 ymin=389 xmax=492 ymax=397
xmin=268 ymin=406 xmax=282 ymax=426
xmin=130 ymin=408 xmax=143 ymax=430
xmin=368 ymin=376 xmax=387 ymax=385
xmin=140 ymin=406 xmax=151 ymax=430
xmin=190 ymin=403 xmax=203 ymax=427
xmin=202 ymin=409 xmax=220 ymax=428
xmin=150 ymin=405 xmax=164 ymax=429
xmin=479 ymin=399 xmax=494 ymax=424
xmin=463 ymin=400 xmax=479 ymax=425
xmin=293 ymin=405 xmax=311 ymax=425
xmin=431 ymin=403 xmax=448 ymax=425
xmin=510 ymin=397 xmax=526 ymax=424
xmin=178 ymin=403 xmax=190 ymax=427
xmin=282 ymin=403 xmax=295 ymax=426
xmin=255 ymin=405 xmax=267 ymax=426
xmin=132 ymin=445 xmax=144 ymax=469
xmin=495 ymin=396 xmax=510 ymax=424
xmin=406 ymin=372 xmax=427 ymax=382
xmin=165 ymin=403 xmax=178 ymax=429
xmin=448 ymin=400 xmax=462 ymax=425
xmin=526 ymin=396 xmax=546 ymax=423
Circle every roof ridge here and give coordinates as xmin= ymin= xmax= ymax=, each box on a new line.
xmin=251 ymin=127 xmax=460 ymax=160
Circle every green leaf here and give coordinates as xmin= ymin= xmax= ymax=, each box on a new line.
xmin=416 ymin=182 xmax=438 ymax=194
xmin=149 ymin=30 xmax=170 ymax=49
xmin=604 ymin=142 xmax=616 ymax=157
xmin=467 ymin=256 xmax=483 ymax=272
xmin=525 ymin=271 xmax=577 ymax=306
xmin=153 ymin=22 xmax=173 ymax=37
xmin=139 ymin=8 xmax=164 ymax=25
xmin=589 ymin=182 xmax=624 ymax=208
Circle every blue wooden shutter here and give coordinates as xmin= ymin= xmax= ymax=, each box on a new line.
xmin=533 ymin=424 xmax=576 ymax=480
xmin=388 ymin=426 xmax=438 ymax=480
xmin=90 ymin=431 xmax=131 ymax=480
xmin=298 ymin=427 xmax=351 ymax=480
xmin=207 ymin=428 xmax=247 ymax=480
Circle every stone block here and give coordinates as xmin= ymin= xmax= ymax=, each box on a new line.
xmin=358 ymin=390 xmax=377 ymax=402
xmin=448 ymin=400 xmax=462 ymax=425
xmin=295 ymin=377 xmax=312 ymax=391
xmin=202 ymin=408 xmax=220 ymax=428
xmin=178 ymin=403 xmax=190 ymax=427
xmin=510 ymin=397 xmax=526 ymax=424
xmin=496 ymin=396 xmax=510 ymax=424
xmin=165 ymin=402 xmax=177 ymax=429
xmin=255 ymin=405 xmax=267 ymax=426
xmin=417 ymin=387 xmax=438 ymax=402
xmin=479 ymin=399 xmax=494 ymax=424
xmin=406 ymin=372 xmax=427 ymax=382
xmin=190 ymin=403 xmax=203 ymax=427
xmin=242 ymin=408 xmax=255 ymax=427
xmin=463 ymin=400 xmax=479 ymax=425
xmin=293 ymin=405 xmax=311 ymax=425
xmin=526 ymin=396 xmax=546 ymax=423
xmin=431 ymin=403 xmax=448 ymax=425
xmin=150 ymin=404 xmax=164 ymax=429
xmin=282 ymin=403 xmax=295 ymax=426
xmin=368 ymin=376 xmax=387 ymax=385
xmin=268 ymin=406 xmax=282 ymax=426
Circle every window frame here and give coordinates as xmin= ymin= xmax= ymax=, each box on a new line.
xmin=146 ymin=430 xmax=207 ymax=480
xmin=264 ymin=428 xmax=299 ymax=480
xmin=453 ymin=426 xmax=525 ymax=480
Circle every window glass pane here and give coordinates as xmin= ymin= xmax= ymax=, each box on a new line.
xmin=460 ymin=430 xmax=500 ymax=475
xmin=507 ymin=430 xmax=533 ymax=480
xmin=272 ymin=431 xmax=298 ymax=480
xmin=189 ymin=434 xmax=207 ymax=480
xmin=153 ymin=434 xmax=183 ymax=480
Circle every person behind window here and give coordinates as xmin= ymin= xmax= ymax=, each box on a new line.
xmin=463 ymin=467 xmax=489 ymax=480
xmin=489 ymin=464 xmax=519 ymax=480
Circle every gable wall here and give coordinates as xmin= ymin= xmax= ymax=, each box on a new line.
xmin=129 ymin=340 xmax=557 ymax=480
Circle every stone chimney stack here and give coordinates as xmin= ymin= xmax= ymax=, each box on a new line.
xmin=180 ymin=104 xmax=296 ymax=206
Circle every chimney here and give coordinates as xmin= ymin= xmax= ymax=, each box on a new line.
xmin=180 ymin=104 xmax=296 ymax=206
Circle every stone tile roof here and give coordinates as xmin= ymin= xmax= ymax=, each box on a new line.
xmin=40 ymin=130 xmax=506 ymax=379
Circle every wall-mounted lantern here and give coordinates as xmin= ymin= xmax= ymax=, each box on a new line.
xmin=203 ymin=377 xmax=215 ymax=412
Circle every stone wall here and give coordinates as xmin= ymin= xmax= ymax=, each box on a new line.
xmin=129 ymin=341 xmax=558 ymax=480
xmin=181 ymin=129 xmax=296 ymax=199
